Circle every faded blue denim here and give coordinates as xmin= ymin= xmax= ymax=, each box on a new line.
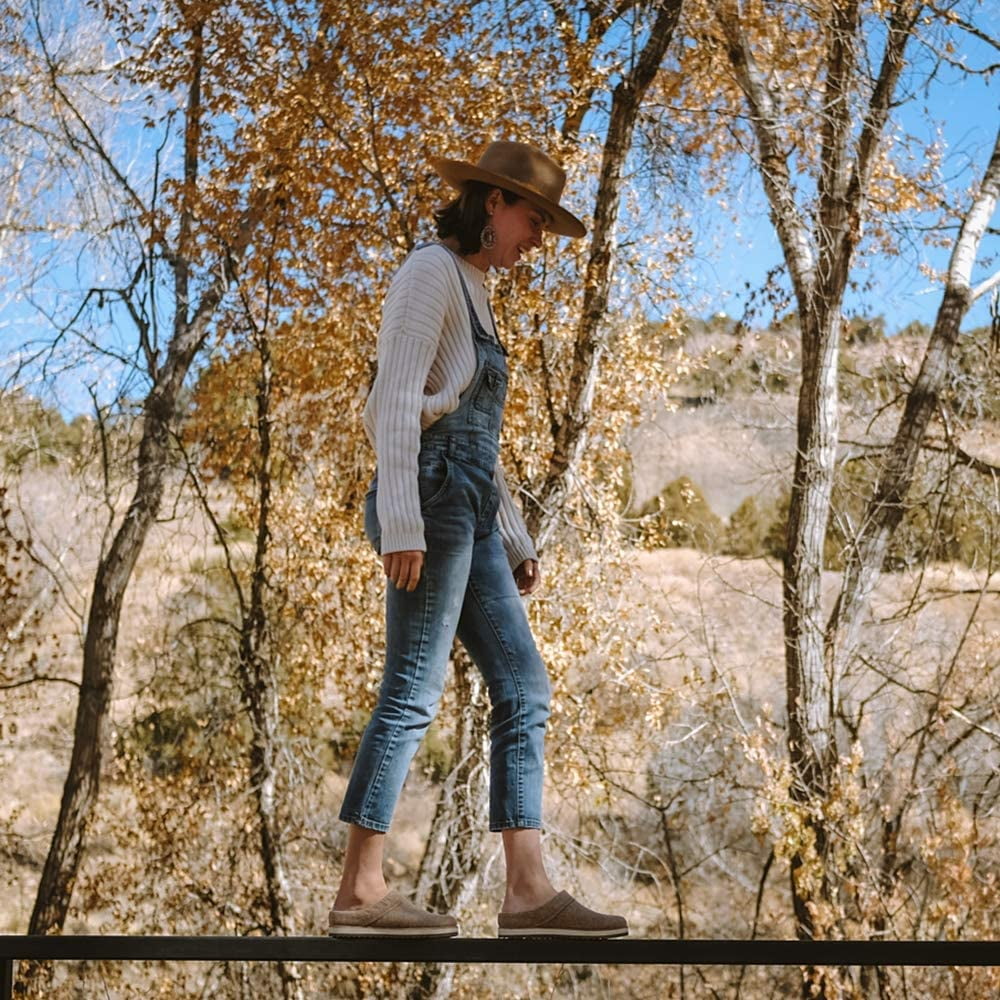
xmin=339 ymin=245 xmax=550 ymax=834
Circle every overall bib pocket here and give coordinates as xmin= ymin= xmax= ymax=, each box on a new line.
xmin=471 ymin=366 xmax=507 ymax=431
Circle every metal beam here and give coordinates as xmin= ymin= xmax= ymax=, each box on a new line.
xmin=3 ymin=936 xmax=998 ymax=999
xmin=1 ymin=935 xmax=997 ymax=967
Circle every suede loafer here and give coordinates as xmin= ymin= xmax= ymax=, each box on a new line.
xmin=498 ymin=891 xmax=628 ymax=938
xmin=328 ymin=890 xmax=459 ymax=938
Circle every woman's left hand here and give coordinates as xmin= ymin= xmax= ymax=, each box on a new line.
xmin=514 ymin=559 xmax=541 ymax=596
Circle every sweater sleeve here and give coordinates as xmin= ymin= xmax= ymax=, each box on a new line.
xmin=372 ymin=252 xmax=451 ymax=555
xmin=494 ymin=462 xmax=539 ymax=569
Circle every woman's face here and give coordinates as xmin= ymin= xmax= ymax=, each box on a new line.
xmin=485 ymin=190 xmax=549 ymax=270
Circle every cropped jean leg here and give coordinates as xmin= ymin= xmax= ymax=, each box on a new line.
xmin=457 ymin=527 xmax=551 ymax=832
xmin=339 ymin=531 xmax=473 ymax=833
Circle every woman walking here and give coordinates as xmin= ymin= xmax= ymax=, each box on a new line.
xmin=329 ymin=140 xmax=628 ymax=939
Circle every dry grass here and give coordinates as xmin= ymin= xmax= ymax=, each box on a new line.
xmin=2 ymin=376 xmax=998 ymax=996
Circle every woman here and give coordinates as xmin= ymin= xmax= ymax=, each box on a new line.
xmin=329 ymin=141 xmax=627 ymax=939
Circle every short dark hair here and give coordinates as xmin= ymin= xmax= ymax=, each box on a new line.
xmin=433 ymin=180 xmax=521 ymax=254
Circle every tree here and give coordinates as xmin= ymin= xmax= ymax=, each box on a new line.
xmin=178 ymin=276 xmax=306 ymax=998
xmin=401 ymin=11 xmax=686 ymax=993
xmin=825 ymin=130 xmax=1000 ymax=681
xmin=8 ymin=0 xmax=309 ymax=960
xmin=524 ymin=0 xmax=686 ymax=551
xmin=671 ymin=1 xmax=998 ymax=990
xmin=46 ymin=0 xmax=692 ymax=991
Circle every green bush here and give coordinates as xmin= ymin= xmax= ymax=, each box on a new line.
xmin=121 ymin=706 xmax=207 ymax=778
xmin=630 ymin=476 xmax=724 ymax=551
xmin=0 ymin=391 xmax=92 ymax=468
xmin=761 ymin=457 xmax=996 ymax=572
xmin=723 ymin=495 xmax=770 ymax=558
xmin=843 ymin=315 xmax=887 ymax=345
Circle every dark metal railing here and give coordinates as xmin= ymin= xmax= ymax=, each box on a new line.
xmin=2 ymin=935 xmax=997 ymax=998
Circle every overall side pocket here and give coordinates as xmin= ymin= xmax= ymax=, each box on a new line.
xmin=363 ymin=481 xmax=381 ymax=553
xmin=417 ymin=453 xmax=452 ymax=509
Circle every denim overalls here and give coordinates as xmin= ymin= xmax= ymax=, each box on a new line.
xmin=339 ymin=245 xmax=551 ymax=833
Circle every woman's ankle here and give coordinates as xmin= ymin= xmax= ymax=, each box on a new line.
xmin=333 ymin=877 xmax=389 ymax=910
xmin=502 ymin=874 xmax=557 ymax=913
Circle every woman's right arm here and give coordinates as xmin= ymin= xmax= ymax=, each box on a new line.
xmin=370 ymin=250 xmax=451 ymax=561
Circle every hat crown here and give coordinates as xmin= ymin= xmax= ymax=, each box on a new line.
xmin=475 ymin=141 xmax=567 ymax=204
xmin=431 ymin=139 xmax=586 ymax=238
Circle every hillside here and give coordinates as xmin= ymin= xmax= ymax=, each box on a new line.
xmin=629 ymin=322 xmax=999 ymax=520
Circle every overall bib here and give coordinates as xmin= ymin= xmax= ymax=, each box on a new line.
xmin=339 ymin=245 xmax=551 ymax=833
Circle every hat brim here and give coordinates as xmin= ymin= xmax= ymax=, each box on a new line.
xmin=431 ymin=157 xmax=587 ymax=239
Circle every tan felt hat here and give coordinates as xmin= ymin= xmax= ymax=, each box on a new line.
xmin=431 ymin=140 xmax=586 ymax=238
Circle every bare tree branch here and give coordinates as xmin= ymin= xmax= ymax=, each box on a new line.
xmin=925 ymin=1 xmax=1000 ymax=51
xmin=825 ymin=126 xmax=1000 ymax=685
xmin=971 ymin=267 xmax=1000 ymax=302
xmin=714 ymin=2 xmax=816 ymax=309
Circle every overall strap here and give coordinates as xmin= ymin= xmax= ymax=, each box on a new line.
xmin=417 ymin=242 xmax=508 ymax=356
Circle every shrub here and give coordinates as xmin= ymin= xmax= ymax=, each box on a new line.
xmin=762 ymin=457 xmax=997 ymax=572
xmin=0 ymin=391 xmax=92 ymax=468
xmin=631 ymin=476 xmax=724 ymax=551
xmin=723 ymin=495 xmax=770 ymax=557
xmin=943 ymin=324 xmax=1000 ymax=421
xmin=121 ymin=706 xmax=209 ymax=778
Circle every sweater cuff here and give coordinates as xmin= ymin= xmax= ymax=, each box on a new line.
xmin=501 ymin=531 xmax=538 ymax=571
xmin=379 ymin=525 xmax=427 ymax=556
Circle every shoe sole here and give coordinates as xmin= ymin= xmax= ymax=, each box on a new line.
xmin=328 ymin=926 xmax=459 ymax=938
xmin=497 ymin=927 xmax=629 ymax=939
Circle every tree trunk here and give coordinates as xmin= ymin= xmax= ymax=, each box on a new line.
xmin=406 ymin=16 xmax=685 ymax=997
xmin=17 ymin=325 xmax=227 ymax=999
xmin=28 ymin=356 xmax=206 ymax=940
xmin=717 ymin=7 xmax=919 ymax=972
xmin=412 ymin=652 xmax=490 ymax=914
xmin=526 ymin=0 xmax=684 ymax=548
xmin=782 ymin=5 xmax=862 ymax=930
xmin=24 ymin=17 xmax=267 ymax=951
xmin=401 ymin=651 xmax=490 ymax=999
xmin=781 ymin=305 xmax=840 ymax=941
xmin=825 ymin=128 xmax=1000 ymax=679
xmin=236 ymin=316 xmax=303 ymax=1000
xmin=239 ymin=656 xmax=302 ymax=1000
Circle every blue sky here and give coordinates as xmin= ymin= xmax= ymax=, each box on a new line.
xmin=685 ymin=27 xmax=998 ymax=333
xmin=2 ymin=8 xmax=997 ymax=416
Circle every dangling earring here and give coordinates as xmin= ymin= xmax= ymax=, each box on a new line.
xmin=480 ymin=219 xmax=497 ymax=250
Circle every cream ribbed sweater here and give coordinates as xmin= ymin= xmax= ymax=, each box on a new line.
xmin=362 ymin=243 xmax=538 ymax=569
